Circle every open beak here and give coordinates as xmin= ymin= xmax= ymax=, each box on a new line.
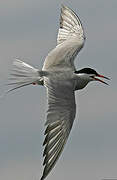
xmin=93 ymin=74 xmax=110 ymax=85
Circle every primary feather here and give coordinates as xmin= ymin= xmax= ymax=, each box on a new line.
xmin=41 ymin=77 xmax=76 ymax=180
xmin=42 ymin=5 xmax=85 ymax=72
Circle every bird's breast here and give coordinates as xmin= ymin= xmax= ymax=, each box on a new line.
xmin=44 ymin=71 xmax=75 ymax=90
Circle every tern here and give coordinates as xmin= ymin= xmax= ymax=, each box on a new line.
xmin=6 ymin=5 xmax=110 ymax=180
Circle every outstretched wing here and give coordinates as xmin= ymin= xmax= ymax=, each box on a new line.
xmin=41 ymin=79 xmax=76 ymax=180
xmin=57 ymin=5 xmax=85 ymax=45
xmin=43 ymin=5 xmax=85 ymax=71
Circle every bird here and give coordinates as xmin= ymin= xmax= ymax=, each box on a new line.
xmin=6 ymin=5 xmax=110 ymax=180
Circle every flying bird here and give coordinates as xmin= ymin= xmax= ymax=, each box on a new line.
xmin=6 ymin=5 xmax=110 ymax=180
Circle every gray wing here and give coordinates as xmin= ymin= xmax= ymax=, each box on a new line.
xmin=42 ymin=5 xmax=85 ymax=71
xmin=57 ymin=5 xmax=85 ymax=45
xmin=41 ymin=79 xmax=76 ymax=180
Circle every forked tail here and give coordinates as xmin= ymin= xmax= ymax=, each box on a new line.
xmin=6 ymin=59 xmax=42 ymax=93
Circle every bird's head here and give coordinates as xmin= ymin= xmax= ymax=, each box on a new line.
xmin=75 ymin=68 xmax=110 ymax=86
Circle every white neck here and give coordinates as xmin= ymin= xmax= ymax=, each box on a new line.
xmin=74 ymin=73 xmax=92 ymax=90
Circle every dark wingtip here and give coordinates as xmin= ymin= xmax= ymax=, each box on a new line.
xmin=40 ymin=176 xmax=44 ymax=180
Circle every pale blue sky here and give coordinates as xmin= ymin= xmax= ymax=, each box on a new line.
xmin=0 ymin=1 xmax=117 ymax=180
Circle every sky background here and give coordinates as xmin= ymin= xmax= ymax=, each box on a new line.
xmin=0 ymin=0 xmax=117 ymax=180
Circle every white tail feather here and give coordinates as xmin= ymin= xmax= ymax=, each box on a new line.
xmin=6 ymin=59 xmax=41 ymax=93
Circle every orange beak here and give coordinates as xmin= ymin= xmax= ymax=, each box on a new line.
xmin=93 ymin=74 xmax=110 ymax=85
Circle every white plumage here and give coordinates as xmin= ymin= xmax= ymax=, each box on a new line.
xmin=5 ymin=5 xmax=109 ymax=180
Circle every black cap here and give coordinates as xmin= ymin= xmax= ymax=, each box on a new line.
xmin=75 ymin=68 xmax=98 ymax=75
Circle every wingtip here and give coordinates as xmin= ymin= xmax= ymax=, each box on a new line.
xmin=61 ymin=4 xmax=71 ymax=12
xmin=61 ymin=4 xmax=72 ymax=11
xmin=61 ymin=4 xmax=65 ymax=8
xmin=40 ymin=176 xmax=44 ymax=180
xmin=40 ymin=171 xmax=47 ymax=180
xmin=61 ymin=4 xmax=69 ymax=11
xmin=61 ymin=4 xmax=65 ymax=14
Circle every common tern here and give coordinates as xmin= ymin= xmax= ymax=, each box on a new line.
xmin=6 ymin=5 xmax=110 ymax=180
